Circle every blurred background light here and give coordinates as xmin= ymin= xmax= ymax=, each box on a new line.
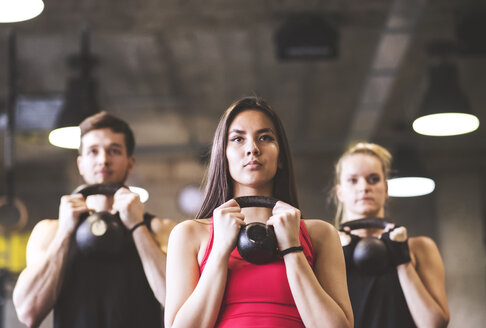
xmin=0 ymin=0 xmax=44 ymax=23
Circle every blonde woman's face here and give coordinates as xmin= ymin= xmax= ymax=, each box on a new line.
xmin=336 ymin=153 xmax=388 ymax=220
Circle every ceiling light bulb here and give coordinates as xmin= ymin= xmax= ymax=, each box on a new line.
xmin=387 ymin=177 xmax=435 ymax=197
xmin=48 ymin=126 xmax=80 ymax=149
xmin=0 ymin=0 xmax=44 ymax=23
xmin=412 ymin=112 xmax=479 ymax=136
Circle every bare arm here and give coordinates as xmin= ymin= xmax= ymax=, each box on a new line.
xmin=285 ymin=220 xmax=353 ymax=328
xmin=267 ymin=201 xmax=353 ymax=328
xmin=13 ymin=194 xmax=87 ymax=328
xmin=164 ymin=221 xmax=228 ymax=328
xmin=397 ymin=236 xmax=450 ymax=328
xmin=113 ymin=187 xmax=176 ymax=305
xmin=165 ymin=200 xmax=244 ymax=328
xmin=131 ymin=217 xmax=176 ymax=305
xmin=13 ymin=220 xmax=71 ymax=328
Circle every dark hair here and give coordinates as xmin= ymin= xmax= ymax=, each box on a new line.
xmin=79 ymin=111 xmax=135 ymax=156
xmin=195 ymin=96 xmax=299 ymax=219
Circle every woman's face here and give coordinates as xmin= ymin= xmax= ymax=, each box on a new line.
xmin=336 ymin=153 xmax=388 ymax=220
xmin=226 ymin=109 xmax=280 ymax=196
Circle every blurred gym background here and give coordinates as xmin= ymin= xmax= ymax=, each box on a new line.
xmin=1 ymin=1 xmax=485 ymax=327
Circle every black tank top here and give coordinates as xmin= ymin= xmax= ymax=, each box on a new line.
xmin=54 ymin=213 xmax=163 ymax=328
xmin=344 ymin=240 xmax=416 ymax=328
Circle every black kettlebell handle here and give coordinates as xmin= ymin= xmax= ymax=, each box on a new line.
xmin=73 ymin=183 xmax=128 ymax=257
xmin=233 ymin=196 xmax=279 ymax=265
xmin=339 ymin=218 xmax=395 ymax=275
xmin=72 ymin=183 xmax=125 ymax=198
xmin=234 ymin=196 xmax=278 ymax=209
xmin=339 ymin=218 xmax=392 ymax=231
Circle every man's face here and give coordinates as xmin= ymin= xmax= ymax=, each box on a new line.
xmin=77 ymin=128 xmax=135 ymax=185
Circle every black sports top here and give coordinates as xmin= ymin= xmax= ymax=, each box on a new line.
xmin=344 ymin=237 xmax=416 ymax=328
xmin=54 ymin=213 xmax=163 ymax=328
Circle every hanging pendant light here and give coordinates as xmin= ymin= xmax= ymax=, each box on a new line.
xmin=0 ymin=0 xmax=44 ymax=23
xmin=49 ymin=26 xmax=99 ymax=149
xmin=48 ymin=74 xmax=98 ymax=149
xmin=388 ymin=176 xmax=435 ymax=197
xmin=387 ymin=146 xmax=435 ymax=197
xmin=412 ymin=41 xmax=479 ymax=136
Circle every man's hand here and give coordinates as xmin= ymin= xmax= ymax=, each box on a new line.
xmin=57 ymin=194 xmax=89 ymax=236
xmin=113 ymin=187 xmax=145 ymax=230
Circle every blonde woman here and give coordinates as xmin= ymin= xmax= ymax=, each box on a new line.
xmin=332 ymin=142 xmax=449 ymax=328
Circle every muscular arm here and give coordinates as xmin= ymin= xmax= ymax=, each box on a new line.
xmin=132 ymin=217 xmax=176 ymax=305
xmin=397 ymin=236 xmax=450 ymax=328
xmin=113 ymin=188 xmax=176 ymax=305
xmin=164 ymin=220 xmax=229 ymax=328
xmin=13 ymin=220 xmax=72 ymax=328
xmin=284 ymin=220 xmax=353 ymax=328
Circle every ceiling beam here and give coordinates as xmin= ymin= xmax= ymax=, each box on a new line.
xmin=346 ymin=0 xmax=427 ymax=145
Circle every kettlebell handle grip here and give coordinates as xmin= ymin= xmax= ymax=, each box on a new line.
xmin=340 ymin=218 xmax=392 ymax=231
xmin=234 ymin=196 xmax=279 ymax=265
xmin=234 ymin=196 xmax=278 ymax=209
xmin=72 ymin=183 xmax=125 ymax=198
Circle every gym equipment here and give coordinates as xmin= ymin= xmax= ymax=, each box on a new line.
xmin=340 ymin=218 xmax=392 ymax=275
xmin=74 ymin=183 xmax=128 ymax=257
xmin=234 ymin=196 xmax=279 ymax=265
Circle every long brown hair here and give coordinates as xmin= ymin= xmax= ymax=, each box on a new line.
xmin=332 ymin=142 xmax=392 ymax=227
xmin=195 ymin=96 xmax=299 ymax=219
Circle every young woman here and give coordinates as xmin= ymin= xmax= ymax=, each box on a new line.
xmin=332 ymin=142 xmax=449 ymax=328
xmin=165 ymin=96 xmax=353 ymax=328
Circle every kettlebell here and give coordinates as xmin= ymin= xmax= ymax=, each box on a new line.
xmin=234 ymin=196 xmax=278 ymax=265
xmin=73 ymin=183 xmax=128 ymax=257
xmin=340 ymin=218 xmax=392 ymax=275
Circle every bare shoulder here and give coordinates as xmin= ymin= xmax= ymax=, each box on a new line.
xmin=29 ymin=219 xmax=58 ymax=248
xmin=169 ymin=218 xmax=211 ymax=240
xmin=304 ymin=219 xmax=337 ymax=235
xmin=409 ymin=235 xmax=441 ymax=259
xmin=26 ymin=219 xmax=59 ymax=265
xmin=167 ymin=219 xmax=211 ymax=258
xmin=148 ymin=217 xmax=177 ymax=252
xmin=150 ymin=217 xmax=178 ymax=235
xmin=409 ymin=235 xmax=439 ymax=252
xmin=303 ymin=219 xmax=339 ymax=248
xmin=32 ymin=218 xmax=58 ymax=231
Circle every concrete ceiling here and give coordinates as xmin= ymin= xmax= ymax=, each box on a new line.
xmin=1 ymin=0 xmax=485 ymax=153
xmin=0 ymin=0 xmax=486 ymax=222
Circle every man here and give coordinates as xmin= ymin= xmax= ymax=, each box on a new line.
xmin=13 ymin=111 xmax=176 ymax=328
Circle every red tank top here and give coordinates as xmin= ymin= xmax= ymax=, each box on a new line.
xmin=200 ymin=219 xmax=315 ymax=327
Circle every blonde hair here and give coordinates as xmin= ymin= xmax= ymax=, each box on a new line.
xmin=332 ymin=142 xmax=392 ymax=226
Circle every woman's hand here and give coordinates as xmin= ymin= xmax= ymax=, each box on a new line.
xmin=212 ymin=199 xmax=245 ymax=258
xmin=267 ymin=201 xmax=301 ymax=250
xmin=381 ymin=224 xmax=411 ymax=266
xmin=388 ymin=225 xmax=408 ymax=242
xmin=338 ymin=226 xmax=353 ymax=246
